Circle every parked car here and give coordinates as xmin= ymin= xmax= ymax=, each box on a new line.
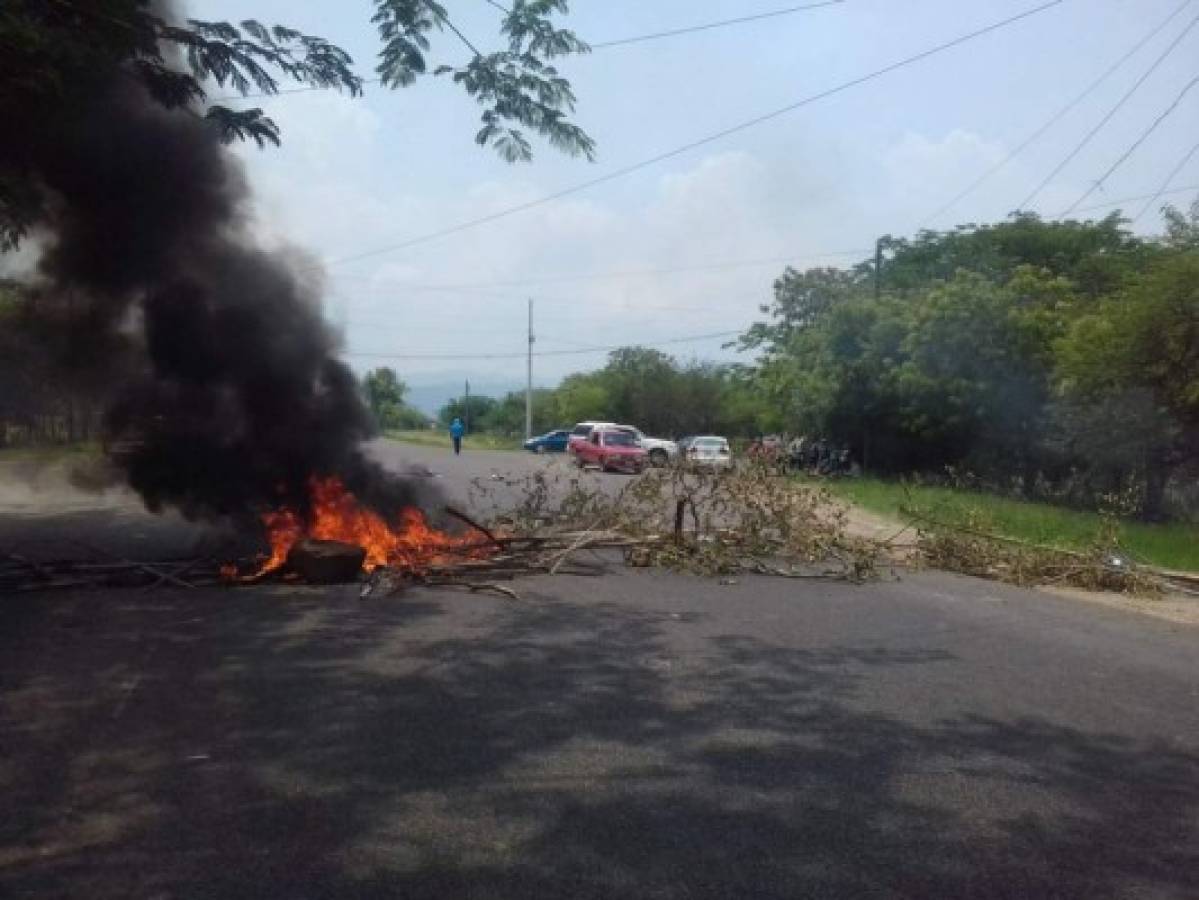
xmin=684 ymin=436 xmax=733 ymax=469
xmin=523 ymin=429 xmax=571 ymax=454
xmin=574 ymin=428 xmax=648 ymax=473
xmin=615 ymin=425 xmax=678 ymax=467
xmin=567 ymin=421 xmax=619 ymax=456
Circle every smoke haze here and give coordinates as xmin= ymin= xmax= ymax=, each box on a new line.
xmin=3 ymin=6 xmax=418 ymax=521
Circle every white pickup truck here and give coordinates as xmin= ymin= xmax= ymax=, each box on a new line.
xmin=616 ymin=425 xmax=678 ymax=467
xmin=566 ymin=421 xmax=678 ymax=467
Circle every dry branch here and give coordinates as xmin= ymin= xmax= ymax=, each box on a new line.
xmin=467 ymin=582 xmax=522 ymax=601
xmin=906 ymin=508 xmax=1178 ymax=596
xmin=444 ymin=505 xmax=501 ymax=547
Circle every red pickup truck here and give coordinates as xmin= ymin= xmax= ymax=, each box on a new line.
xmin=574 ymin=428 xmax=647 ymax=473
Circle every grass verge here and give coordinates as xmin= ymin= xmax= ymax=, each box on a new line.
xmin=385 ymin=430 xmax=523 ymax=452
xmin=0 ymin=442 xmax=101 ymax=463
xmin=823 ymin=477 xmax=1199 ymax=573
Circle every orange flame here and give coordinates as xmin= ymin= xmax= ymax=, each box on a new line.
xmin=253 ymin=475 xmax=488 ymax=576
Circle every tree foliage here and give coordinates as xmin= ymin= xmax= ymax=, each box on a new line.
xmin=362 ymin=367 xmax=427 ymax=430
xmin=438 ymin=393 xmax=498 ymax=430
xmin=372 ymin=0 xmax=594 ymax=162
xmin=1055 ymin=250 xmax=1199 ymax=517
xmin=0 ymin=281 xmax=105 ymax=445
xmin=0 ymin=0 xmax=593 ymax=249
xmin=444 ymin=351 xmax=776 ymax=440
xmin=740 ymin=211 xmax=1199 ymax=519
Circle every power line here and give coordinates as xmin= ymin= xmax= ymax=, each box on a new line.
xmin=328 ymin=183 xmax=1199 ymax=313
xmin=212 ymin=1 xmax=847 ymax=102
xmin=1135 ymin=139 xmax=1199 ymax=220
xmin=212 ymin=80 xmax=377 ymax=102
xmin=330 ymin=182 xmax=1199 ymax=324
xmin=344 ymin=329 xmax=743 ymax=361
xmin=436 ymin=10 xmax=485 ymax=58
xmin=1019 ymin=7 xmax=1199 ymax=210
xmin=330 ymin=274 xmax=537 ymax=301
xmin=333 ymin=177 xmax=1199 ymax=298
xmin=342 ymin=249 xmax=872 ymax=293
xmin=921 ymin=0 xmax=1196 ymax=227
xmin=1070 ymin=181 xmax=1199 ymax=216
xmin=1059 ymin=73 xmax=1199 ymax=217
xmin=322 ymin=1 xmax=1063 ymax=271
xmin=590 ymin=1 xmax=845 ymax=49
xmin=537 ymin=334 xmax=613 ymax=349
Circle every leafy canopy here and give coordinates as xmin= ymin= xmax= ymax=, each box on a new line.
xmin=362 ymin=367 xmax=429 ymax=430
xmin=373 ymin=0 xmax=594 ymax=163
xmin=0 ymin=0 xmax=593 ymax=249
xmin=737 ymin=211 xmax=1199 ymax=516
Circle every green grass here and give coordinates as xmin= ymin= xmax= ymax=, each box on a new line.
xmin=0 ymin=441 xmax=101 ymax=462
xmin=824 ymin=477 xmax=1199 ymax=573
xmin=385 ymin=429 xmax=523 ymax=452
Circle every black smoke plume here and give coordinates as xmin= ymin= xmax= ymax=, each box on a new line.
xmin=5 ymin=10 xmax=418 ymax=521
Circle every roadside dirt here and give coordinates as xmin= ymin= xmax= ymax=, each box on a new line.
xmin=1038 ymin=586 xmax=1199 ymax=629
xmin=843 ymin=504 xmax=919 ymax=548
xmin=0 ymin=452 xmax=136 ymax=516
xmin=838 ymin=499 xmax=1199 ymax=630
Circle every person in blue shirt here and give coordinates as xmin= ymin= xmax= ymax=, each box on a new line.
xmin=449 ymin=417 xmax=465 ymax=455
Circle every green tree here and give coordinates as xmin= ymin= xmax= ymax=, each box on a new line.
xmin=739 ymin=217 xmax=1160 ymax=482
xmin=758 ymin=294 xmax=909 ymax=468
xmin=1161 ymin=198 xmax=1199 ymax=251
xmin=362 ymin=367 xmax=414 ymax=430
xmin=713 ymin=365 xmax=779 ymax=437
xmin=739 ymin=266 xmax=866 ymax=354
xmin=597 ymin=347 xmax=680 ymax=434
xmin=439 ymin=394 xmax=498 ymax=431
xmin=487 ymin=389 xmax=558 ymax=436
xmin=673 ymin=362 xmax=728 ymax=434
xmin=553 ymin=374 xmax=611 ymax=426
xmin=878 ymin=212 xmax=1150 ymax=300
xmin=1056 ymin=251 xmax=1199 ymax=518
xmin=0 ymin=0 xmax=593 ymax=249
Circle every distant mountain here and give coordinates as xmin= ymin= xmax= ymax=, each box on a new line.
xmin=404 ymin=377 xmax=524 ymax=416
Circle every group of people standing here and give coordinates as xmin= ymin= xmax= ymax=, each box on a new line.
xmin=747 ymin=435 xmax=854 ymax=476
xmin=788 ymin=436 xmax=852 ymax=475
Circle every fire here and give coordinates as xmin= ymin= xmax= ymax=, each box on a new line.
xmin=253 ymin=475 xmax=488 ymax=576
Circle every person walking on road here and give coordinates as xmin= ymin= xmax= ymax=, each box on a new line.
xmin=449 ymin=417 xmax=465 ymax=455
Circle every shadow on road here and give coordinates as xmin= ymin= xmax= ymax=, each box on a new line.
xmin=2 ymin=585 xmax=1197 ymax=898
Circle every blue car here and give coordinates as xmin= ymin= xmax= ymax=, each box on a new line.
xmin=523 ymin=429 xmax=571 ymax=454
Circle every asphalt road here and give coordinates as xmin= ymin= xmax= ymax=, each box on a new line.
xmin=2 ymin=441 xmax=1199 ymax=898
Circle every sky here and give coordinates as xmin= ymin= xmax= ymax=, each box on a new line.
xmin=188 ymin=0 xmax=1199 ymax=407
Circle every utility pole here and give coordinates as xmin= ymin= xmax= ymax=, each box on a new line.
xmin=464 ymin=378 xmax=470 ymax=435
xmin=868 ymin=236 xmax=886 ymax=473
xmin=525 ymin=298 xmax=534 ymax=441
xmin=874 ymin=236 xmax=884 ymax=300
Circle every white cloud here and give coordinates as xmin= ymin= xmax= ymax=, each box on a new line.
xmin=884 ymin=129 xmax=1006 ymax=177
xmin=879 ymin=129 xmax=1008 ymax=226
xmin=310 ymin=145 xmax=882 ymax=382
xmin=219 ymin=117 xmax=1074 ymax=386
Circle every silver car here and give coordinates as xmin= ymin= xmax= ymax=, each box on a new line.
xmin=684 ymin=436 xmax=732 ymax=469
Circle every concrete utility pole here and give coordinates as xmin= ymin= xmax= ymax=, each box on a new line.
xmin=464 ymin=378 xmax=470 ymax=434
xmin=525 ymin=298 xmax=534 ymax=441
xmin=874 ymin=237 xmax=884 ymax=300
